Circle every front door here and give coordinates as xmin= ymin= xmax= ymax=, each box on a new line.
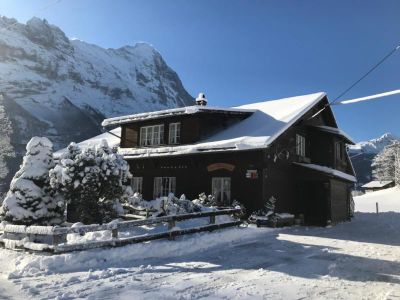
xmin=212 ymin=177 xmax=231 ymax=206
xmin=301 ymin=182 xmax=328 ymax=225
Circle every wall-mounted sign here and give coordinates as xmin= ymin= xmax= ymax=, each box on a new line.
xmin=246 ymin=169 xmax=258 ymax=179
xmin=207 ymin=163 xmax=235 ymax=172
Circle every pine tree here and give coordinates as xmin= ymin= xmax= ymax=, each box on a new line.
xmin=0 ymin=95 xmax=15 ymax=185
xmin=372 ymin=141 xmax=400 ymax=185
xmin=0 ymin=137 xmax=63 ymax=225
xmin=50 ymin=140 xmax=131 ymax=224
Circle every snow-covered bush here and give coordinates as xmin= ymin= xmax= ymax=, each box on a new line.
xmin=372 ymin=141 xmax=400 ymax=185
xmin=249 ymin=196 xmax=277 ymax=223
xmin=192 ymin=192 xmax=217 ymax=207
xmin=49 ymin=140 xmax=132 ymax=224
xmin=0 ymin=137 xmax=64 ymax=225
xmin=126 ymin=193 xmax=203 ymax=217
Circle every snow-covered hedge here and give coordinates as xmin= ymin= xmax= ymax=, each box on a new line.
xmin=127 ymin=193 xmax=213 ymax=217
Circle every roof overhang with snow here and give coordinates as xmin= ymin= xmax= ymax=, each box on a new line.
xmin=102 ymin=106 xmax=255 ymax=127
xmin=117 ymin=92 xmax=328 ymax=159
xmin=361 ymin=180 xmax=394 ymax=189
xmin=293 ymin=162 xmax=357 ymax=182
xmin=310 ymin=125 xmax=355 ymax=145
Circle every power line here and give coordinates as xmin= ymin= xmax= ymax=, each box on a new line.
xmin=309 ymin=44 xmax=400 ymax=120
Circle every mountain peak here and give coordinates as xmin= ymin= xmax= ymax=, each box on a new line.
xmin=349 ymin=133 xmax=400 ymax=154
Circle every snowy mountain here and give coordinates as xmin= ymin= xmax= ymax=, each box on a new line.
xmin=348 ymin=133 xmax=399 ymax=155
xmin=0 ymin=16 xmax=193 ymax=193
xmin=349 ymin=133 xmax=400 ymax=185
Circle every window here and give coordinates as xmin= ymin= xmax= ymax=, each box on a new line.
xmin=153 ymin=177 xmax=176 ymax=198
xmin=336 ymin=142 xmax=343 ymax=161
xmin=168 ymin=122 xmax=181 ymax=144
xmin=296 ymin=134 xmax=306 ymax=157
xmin=212 ymin=177 xmax=231 ymax=206
xmin=140 ymin=125 xmax=164 ymax=146
xmin=131 ymin=177 xmax=143 ymax=194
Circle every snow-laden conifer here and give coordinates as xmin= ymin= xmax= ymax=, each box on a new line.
xmin=372 ymin=141 xmax=400 ymax=185
xmin=50 ymin=140 xmax=131 ymax=224
xmin=0 ymin=137 xmax=63 ymax=225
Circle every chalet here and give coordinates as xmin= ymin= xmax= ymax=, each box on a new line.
xmin=361 ymin=180 xmax=395 ymax=193
xmin=102 ymin=92 xmax=357 ymax=225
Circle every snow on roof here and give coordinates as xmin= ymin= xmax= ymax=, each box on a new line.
xmin=361 ymin=180 xmax=394 ymax=189
xmin=54 ymin=127 xmax=121 ymax=157
xmin=119 ymin=92 xmax=327 ymax=158
xmin=312 ymin=125 xmax=355 ymax=145
xmin=102 ymin=106 xmax=255 ymax=127
xmin=293 ymin=162 xmax=357 ymax=182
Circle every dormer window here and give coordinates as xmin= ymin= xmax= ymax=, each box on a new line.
xmin=140 ymin=124 xmax=164 ymax=146
xmin=169 ymin=122 xmax=181 ymax=144
xmin=296 ymin=134 xmax=306 ymax=157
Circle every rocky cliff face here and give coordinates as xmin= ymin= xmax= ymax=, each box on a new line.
xmin=0 ymin=16 xmax=194 ymax=193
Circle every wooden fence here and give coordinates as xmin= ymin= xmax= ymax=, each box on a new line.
xmin=0 ymin=208 xmax=242 ymax=254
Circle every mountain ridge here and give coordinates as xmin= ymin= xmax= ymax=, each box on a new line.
xmin=349 ymin=133 xmax=400 ymax=185
xmin=0 ymin=16 xmax=194 ymax=193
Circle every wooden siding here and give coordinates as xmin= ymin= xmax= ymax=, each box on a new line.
xmin=121 ymin=97 xmax=354 ymax=225
xmin=120 ymin=112 xmax=249 ymax=149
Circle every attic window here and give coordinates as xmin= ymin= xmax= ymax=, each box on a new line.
xmin=296 ymin=134 xmax=306 ymax=157
xmin=140 ymin=124 xmax=164 ymax=146
xmin=168 ymin=122 xmax=181 ymax=144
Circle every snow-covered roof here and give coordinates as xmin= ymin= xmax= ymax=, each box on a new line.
xmin=54 ymin=127 xmax=121 ymax=157
xmin=119 ymin=92 xmax=327 ymax=158
xmin=293 ymin=162 xmax=357 ymax=182
xmin=312 ymin=125 xmax=355 ymax=145
xmin=102 ymin=106 xmax=255 ymax=127
xmin=361 ymin=180 xmax=394 ymax=189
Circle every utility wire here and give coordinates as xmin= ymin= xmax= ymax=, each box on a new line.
xmin=309 ymin=44 xmax=400 ymax=119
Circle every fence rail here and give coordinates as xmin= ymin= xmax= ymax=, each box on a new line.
xmin=0 ymin=208 xmax=242 ymax=253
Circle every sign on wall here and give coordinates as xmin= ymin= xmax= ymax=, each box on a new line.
xmin=246 ymin=169 xmax=258 ymax=179
xmin=207 ymin=163 xmax=235 ymax=172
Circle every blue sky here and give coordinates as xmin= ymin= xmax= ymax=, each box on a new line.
xmin=1 ymin=0 xmax=400 ymax=142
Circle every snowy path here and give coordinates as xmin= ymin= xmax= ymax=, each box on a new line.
xmin=1 ymin=212 xmax=400 ymax=299
xmin=1 ymin=188 xmax=400 ymax=299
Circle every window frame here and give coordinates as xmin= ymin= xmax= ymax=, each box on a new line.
xmin=212 ymin=177 xmax=231 ymax=206
xmin=153 ymin=177 xmax=176 ymax=198
xmin=168 ymin=122 xmax=181 ymax=145
xmin=296 ymin=134 xmax=306 ymax=157
xmin=336 ymin=142 xmax=344 ymax=161
xmin=139 ymin=124 xmax=164 ymax=146
xmin=131 ymin=177 xmax=143 ymax=194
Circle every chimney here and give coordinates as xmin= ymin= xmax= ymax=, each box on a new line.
xmin=195 ymin=92 xmax=207 ymax=106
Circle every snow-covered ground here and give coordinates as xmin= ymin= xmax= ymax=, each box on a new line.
xmin=1 ymin=188 xmax=400 ymax=299
xmin=354 ymin=187 xmax=400 ymax=213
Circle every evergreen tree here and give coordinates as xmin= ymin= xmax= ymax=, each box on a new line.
xmin=0 ymin=137 xmax=64 ymax=225
xmin=50 ymin=140 xmax=131 ymax=224
xmin=0 ymin=95 xmax=15 ymax=184
xmin=372 ymin=141 xmax=400 ymax=185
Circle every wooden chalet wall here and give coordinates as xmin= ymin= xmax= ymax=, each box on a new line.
xmin=121 ymin=97 xmax=354 ymax=225
xmin=120 ymin=112 xmax=249 ymax=148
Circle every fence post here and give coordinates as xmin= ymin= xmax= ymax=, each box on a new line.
xmin=53 ymin=234 xmax=67 ymax=246
xmin=209 ymin=215 xmax=216 ymax=224
xmin=112 ymin=228 xmax=118 ymax=239
xmin=168 ymin=220 xmax=175 ymax=240
xmin=376 ymin=202 xmax=379 ymax=214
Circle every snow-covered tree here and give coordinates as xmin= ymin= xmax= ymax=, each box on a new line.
xmin=372 ymin=141 xmax=400 ymax=185
xmin=0 ymin=96 xmax=15 ymax=185
xmin=0 ymin=137 xmax=64 ymax=225
xmin=50 ymin=140 xmax=132 ymax=224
